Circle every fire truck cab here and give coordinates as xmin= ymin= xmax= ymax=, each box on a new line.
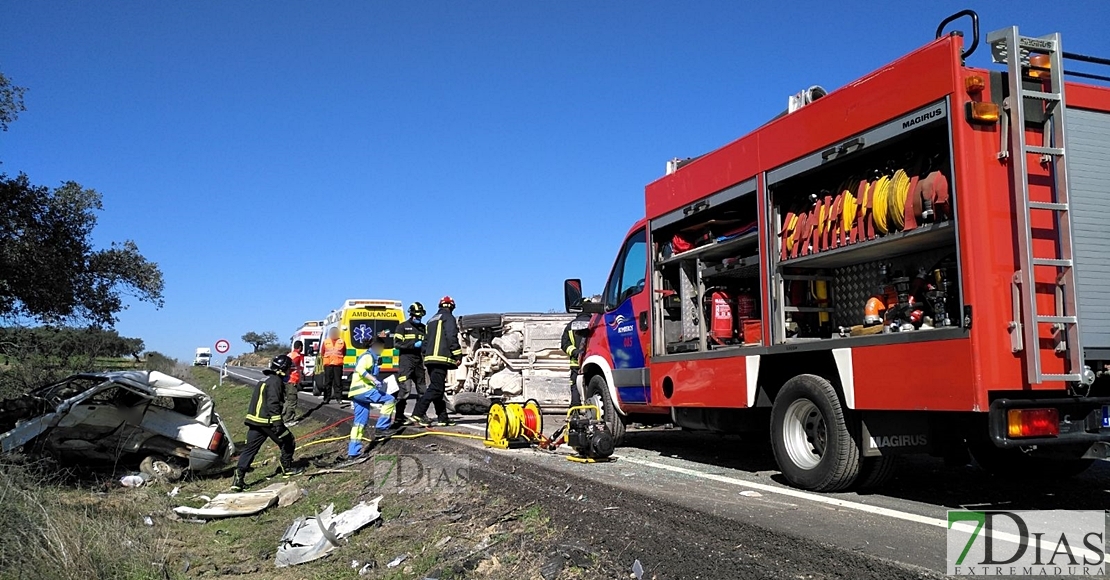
xmin=566 ymin=12 xmax=1110 ymax=491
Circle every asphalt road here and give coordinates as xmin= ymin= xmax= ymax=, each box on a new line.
xmin=216 ymin=366 xmax=1110 ymax=578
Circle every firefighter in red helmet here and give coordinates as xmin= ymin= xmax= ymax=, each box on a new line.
xmin=410 ymin=296 xmax=461 ymax=427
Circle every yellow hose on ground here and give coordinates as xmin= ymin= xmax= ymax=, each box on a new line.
xmin=297 ymin=430 xmax=486 ymax=451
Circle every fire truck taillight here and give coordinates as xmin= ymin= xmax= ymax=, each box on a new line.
xmin=1007 ymin=408 xmax=1059 ymax=438
xmin=965 ymin=75 xmax=985 ymax=94
xmin=966 ymin=101 xmax=1000 ymax=125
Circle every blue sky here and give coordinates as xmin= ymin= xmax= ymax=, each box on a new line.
xmin=2 ymin=2 xmax=1106 ymax=360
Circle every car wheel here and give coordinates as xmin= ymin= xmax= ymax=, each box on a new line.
xmin=585 ymin=374 xmax=626 ymax=446
xmin=770 ymin=374 xmax=861 ymax=492
xmin=458 ymin=313 xmax=503 ymax=331
xmin=140 ymin=455 xmax=185 ymax=483
xmin=453 ymin=391 xmax=492 ymax=415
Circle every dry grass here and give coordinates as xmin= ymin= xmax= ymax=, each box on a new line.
xmin=0 ymin=366 xmax=597 ymax=580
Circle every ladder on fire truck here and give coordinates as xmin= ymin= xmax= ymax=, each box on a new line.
xmin=989 ymin=26 xmax=1084 ymax=385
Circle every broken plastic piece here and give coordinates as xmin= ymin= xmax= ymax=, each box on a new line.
xmin=274 ymin=497 xmax=383 ymax=568
xmin=632 ymin=559 xmax=644 ymax=580
xmin=173 ymin=482 xmax=301 ymax=519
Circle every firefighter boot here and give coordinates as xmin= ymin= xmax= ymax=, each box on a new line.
xmin=229 ymin=469 xmax=247 ymax=492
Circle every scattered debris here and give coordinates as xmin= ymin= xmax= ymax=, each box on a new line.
xmin=387 ymin=553 xmax=409 ymax=568
xmin=142 ymin=515 xmax=154 ymax=526
xmin=120 ymin=474 xmax=147 ymax=488
xmin=306 ymin=468 xmax=356 ymax=479
xmin=173 ymin=482 xmax=302 ymax=519
xmin=632 ymin=558 xmax=644 ymax=579
xmin=274 ymin=496 xmax=383 ymax=568
xmin=434 ymin=536 xmax=452 ymax=549
xmin=167 ymin=486 xmax=180 ymax=498
xmin=739 ymin=490 xmax=763 ymax=498
xmin=358 ymin=562 xmax=376 ymax=575
xmin=562 ymin=484 xmax=572 ymax=494
xmin=603 ymin=506 xmax=619 ymax=510
xmin=540 ymin=552 xmax=566 ymax=580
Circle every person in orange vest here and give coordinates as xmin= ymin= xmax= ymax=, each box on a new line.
xmin=282 ymin=340 xmax=305 ymax=425
xmin=318 ymin=327 xmax=346 ymax=404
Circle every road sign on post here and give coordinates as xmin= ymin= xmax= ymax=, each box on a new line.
xmin=215 ymin=339 xmax=230 ymax=354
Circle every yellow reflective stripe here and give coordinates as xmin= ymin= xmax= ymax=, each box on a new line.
xmin=250 ymin=381 xmax=267 ymax=421
xmin=433 ymin=322 xmax=443 ymax=358
xmin=425 ymin=355 xmax=453 ymax=364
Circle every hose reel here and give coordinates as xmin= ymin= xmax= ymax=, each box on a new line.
xmin=484 ymin=399 xmax=543 ymax=449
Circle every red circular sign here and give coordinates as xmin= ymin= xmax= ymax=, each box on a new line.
xmin=214 ymin=339 xmax=230 ymax=354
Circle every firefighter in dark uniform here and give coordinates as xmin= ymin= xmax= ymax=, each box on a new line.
xmin=561 ymin=311 xmax=592 ymax=407
xmin=230 ymin=354 xmax=304 ymax=491
xmin=392 ymin=302 xmax=427 ymax=426
xmin=410 ymin=296 xmax=461 ymax=427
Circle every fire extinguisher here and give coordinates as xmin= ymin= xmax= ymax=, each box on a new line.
xmin=735 ymin=289 xmax=757 ymax=320
xmin=706 ymin=289 xmax=735 ymax=345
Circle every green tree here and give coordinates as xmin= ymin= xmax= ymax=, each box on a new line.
xmin=242 ymin=331 xmax=279 ymax=353
xmin=0 ymin=71 xmax=26 ymax=132
xmin=0 ymin=175 xmax=164 ymax=326
xmin=0 ymin=69 xmax=163 ymax=326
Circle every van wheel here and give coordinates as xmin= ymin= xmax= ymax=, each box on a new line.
xmin=311 ymin=375 xmax=322 ymax=397
xmin=770 ymin=374 xmax=860 ymax=492
xmin=585 ymin=375 xmax=626 ymax=446
xmin=140 ymin=455 xmax=184 ymax=483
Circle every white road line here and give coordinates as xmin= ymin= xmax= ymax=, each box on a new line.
xmin=616 ymin=455 xmax=1082 ymax=557
xmin=222 ymin=367 xmax=262 ymax=382
xmin=619 ymin=455 xmax=945 ymax=527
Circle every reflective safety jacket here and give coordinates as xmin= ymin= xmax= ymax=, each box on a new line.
xmin=287 ymin=350 xmax=304 ymax=384
xmin=245 ymin=374 xmax=285 ymax=426
xmin=422 ymin=307 xmax=462 ymax=368
xmin=348 ymin=350 xmax=383 ymax=397
xmin=322 ymin=338 xmax=345 ymax=367
xmin=393 ymin=318 xmax=427 ymax=356
xmin=561 ymin=313 xmax=591 ymax=369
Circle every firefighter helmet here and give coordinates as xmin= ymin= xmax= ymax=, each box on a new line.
xmin=439 ymin=296 xmax=456 ymax=310
xmin=409 ymin=302 xmax=426 ymax=317
xmin=270 ymin=354 xmax=294 ymax=375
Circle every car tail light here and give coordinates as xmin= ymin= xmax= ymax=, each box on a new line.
xmin=1007 ymin=408 xmax=1059 ymax=438
xmin=208 ymin=429 xmax=224 ymax=452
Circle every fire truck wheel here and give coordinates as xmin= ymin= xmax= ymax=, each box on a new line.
xmin=856 ymin=456 xmax=899 ymax=489
xmin=969 ymin=442 xmax=1093 ymax=479
xmin=771 ymin=374 xmax=860 ymax=492
xmin=586 ymin=375 xmax=626 ymax=446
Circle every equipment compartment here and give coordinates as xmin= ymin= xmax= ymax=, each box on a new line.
xmin=767 ymin=101 xmax=962 ymax=343
xmin=651 ymin=179 xmax=763 ymax=355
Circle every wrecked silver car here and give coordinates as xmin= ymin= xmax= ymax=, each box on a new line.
xmin=0 ymin=371 xmax=235 ymax=478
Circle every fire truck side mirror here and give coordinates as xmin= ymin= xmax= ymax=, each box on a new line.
xmin=564 ymin=279 xmax=584 ymax=313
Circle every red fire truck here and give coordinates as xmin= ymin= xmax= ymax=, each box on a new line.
xmin=563 ymin=11 xmax=1110 ymax=491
